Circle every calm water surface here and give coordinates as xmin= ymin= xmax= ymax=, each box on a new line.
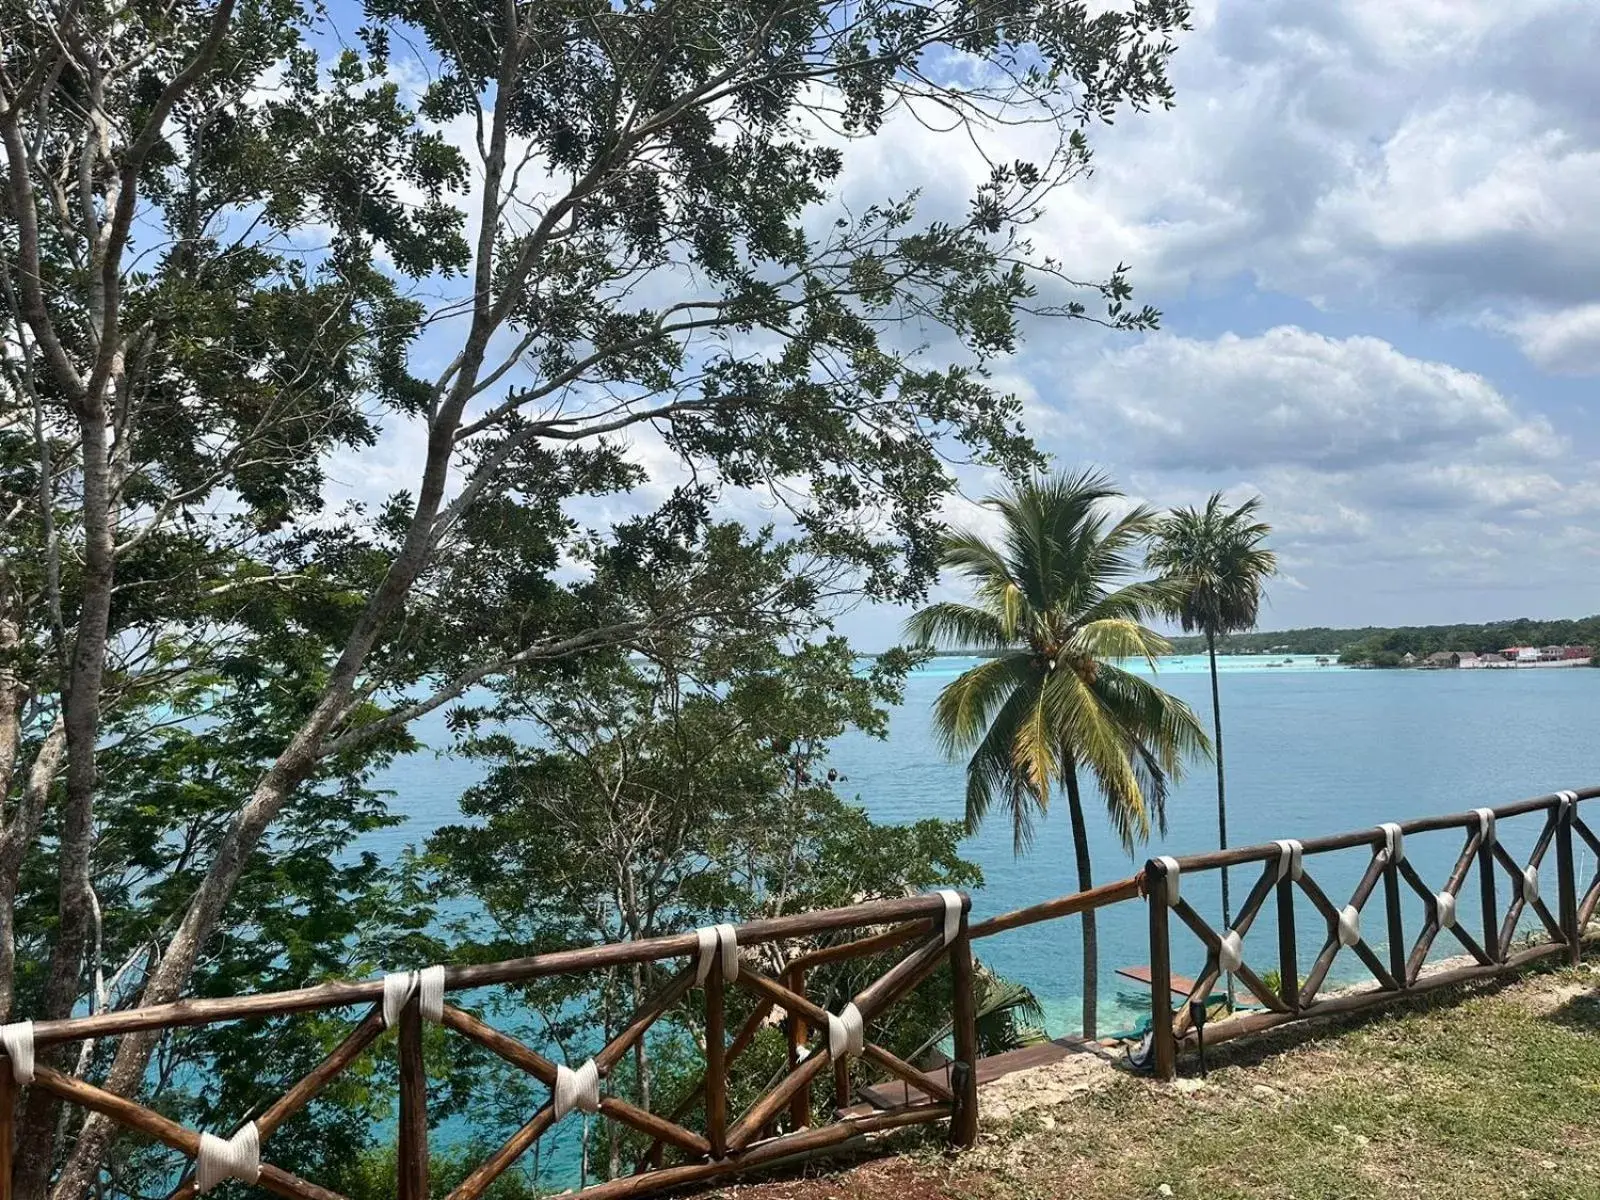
xmin=372 ymin=655 xmax=1600 ymax=1034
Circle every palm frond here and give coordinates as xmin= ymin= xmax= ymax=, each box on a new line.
xmin=958 ymin=671 xmax=1049 ymax=852
xmin=1146 ymin=492 xmax=1278 ymax=636
xmin=929 ymin=651 xmax=1034 ymax=754
xmin=905 ymin=602 xmax=1015 ymax=653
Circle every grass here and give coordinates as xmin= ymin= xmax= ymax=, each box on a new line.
xmin=718 ymin=963 xmax=1600 ymax=1200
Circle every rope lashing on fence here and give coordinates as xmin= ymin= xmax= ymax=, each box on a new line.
xmin=936 ymin=889 xmax=963 ymax=944
xmin=1154 ymin=856 xmax=1181 ymax=904
xmin=1379 ymin=822 xmax=1404 ymax=865
xmin=1337 ymin=905 xmax=1361 ymax=948
xmin=195 ymin=1123 xmax=261 ymax=1193
xmin=554 ymin=1058 xmax=602 ymax=1120
xmin=1218 ymin=929 xmax=1244 ymax=973
xmin=1435 ymin=890 xmax=1458 ymax=930
xmin=1273 ymin=839 xmax=1304 ymax=883
xmin=0 ymin=1020 xmax=34 ymax=1084
xmin=381 ymin=965 xmax=445 ymax=1028
xmin=827 ymin=1001 xmax=865 ymax=1061
xmin=1473 ymin=807 xmax=1497 ymax=848
xmin=1522 ymin=864 xmax=1540 ymax=904
xmin=693 ymin=923 xmax=739 ymax=987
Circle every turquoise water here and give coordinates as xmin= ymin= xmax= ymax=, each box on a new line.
xmin=364 ymin=654 xmax=1599 ymax=1179
xmin=370 ymin=654 xmax=1599 ymax=1027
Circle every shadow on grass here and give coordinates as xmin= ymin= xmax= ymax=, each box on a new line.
xmin=1165 ymin=967 xmax=1554 ymax=1077
xmin=1543 ymin=986 xmax=1600 ymax=1034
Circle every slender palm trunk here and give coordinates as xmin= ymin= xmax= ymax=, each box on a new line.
xmin=1063 ymin=763 xmax=1097 ymax=1039
xmin=1207 ymin=630 xmax=1234 ymax=1007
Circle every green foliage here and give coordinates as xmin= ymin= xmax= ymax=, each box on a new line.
xmin=1170 ymin=615 xmax=1600 ymax=659
xmin=422 ymin=628 xmax=981 ymax=1181
xmin=1146 ymin=494 xmax=1277 ymax=639
xmin=0 ymin=0 xmax=1191 ymax=1189
xmin=907 ymin=470 xmax=1211 ymax=854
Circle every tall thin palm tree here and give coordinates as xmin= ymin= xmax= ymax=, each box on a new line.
xmin=1147 ymin=493 xmax=1277 ymax=997
xmin=907 ymin=470 xmax=1210 ymax=1039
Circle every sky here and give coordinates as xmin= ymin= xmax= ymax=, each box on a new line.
xmin=823 ymin=0 xmax=1600 ymax=648
xmin=335 ymin=0 xmax=1600 ymax=650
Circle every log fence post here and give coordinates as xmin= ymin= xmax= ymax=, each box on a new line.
xmin=1558 ymin=799 xmax=1580 ymax=967
xmin=1147 ymin=859 xmax=1176 ymax=1081
xmin=947 ymin=912 xmax=979 ymax=1149
xmin=397 ymin=994 xmax=428 ymax=1200
xmin=705 ymin=975 xmax=726 ymax=1159
xmin=0 ymin=1069 xmax=12 ymax=1200
xmin=785 ymin=965 xmax=810 ymax=1131
xmin=1383 ymin=849 xmax=1406 ymax=988
xmin=1478 ymin=829 xmax=1499 ymax=963
xmin=1277 ymin=871 xmax=1300 ymax=1011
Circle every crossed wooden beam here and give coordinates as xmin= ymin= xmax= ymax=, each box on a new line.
xmin=1170 ymin=805 xmax=1600 ymax=1040
xmin=14 ymin=921 xmax=959 ymax=1200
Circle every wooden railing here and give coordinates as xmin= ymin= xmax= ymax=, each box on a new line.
xmin=2 ymin=893 xmax=980 ymax=1200
xmin=9 ymin=785 xmax=1596 ymax=1197
xmin=1142 ymin=786 xmax=1600 ymax=1079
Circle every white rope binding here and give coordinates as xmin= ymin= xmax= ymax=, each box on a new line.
xmin=1337 ymin=905 xmax=1361 ymax=948
xmin=554 ymin=1058 xmax=601 ymax=1120
xmin=1522 ymin=864 xmax=1540 ymax=905
xmin=693 ymin=923 xmax=739 ymax=987
xmin=0 ymin=1021 xmax=33 ymax=1084
xmin=1473 ymin=807 xmax=1496 ymax=849
xmin=1218 ymin=930 xmax=1244 ymax=974
xmin=1155 ymin=856 xmax=1181 ymax=905
xmin=1379 ymin=822 xmax=1404 ymax=865
xmin=195 ymin=1123 xmax=261 ymax=1193
xmin=827 ymin=1001 xmax=865 ymax=1061
xmin=382 ymin=966 xmax=446 ymax=1027
xmin=1273 ymin=839 xmax=1304 ymax=883
xmin=936 ymin=889 xmax=963 ymax=945
xmin=1435 ymin=891 xmax=1457 ymax=930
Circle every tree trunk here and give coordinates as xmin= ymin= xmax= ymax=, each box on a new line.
xmin=1207 ymin=631 xmax=1234 ymax=1008
xmin=1063 ymin=764 xmax=1097 ymax=1040
xmin=19 ymin=406 xmax=116 ymax=1200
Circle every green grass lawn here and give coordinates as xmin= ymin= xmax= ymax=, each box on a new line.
xmin=723 ymin=962 xmax=1600 ymax=1200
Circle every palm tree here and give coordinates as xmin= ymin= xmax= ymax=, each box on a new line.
xmin=907 ymin=470 xmax=1210 ymax=1039
xmin=1147 ymin=493 xmax=1276 ymax=998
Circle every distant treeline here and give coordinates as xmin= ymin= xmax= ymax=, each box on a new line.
xmin=1166 ymin=615 xmax=1600 ymax=662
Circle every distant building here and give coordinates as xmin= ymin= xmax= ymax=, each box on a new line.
xmin=1423 ymin=651 xmax=1456 ymax=668
xmin=1456 ymin=653 xmax=1482 ymax=669
xmin=1565 ymin=645 xmax=1595 ymax=661
xmin=1401 ymin=652 xmax=1416 ymax=666
xmin=1477 ymin=652 xmax=1507 ymax=667
xmin=1540 ymin=645 xmax=1566 ymax=662
xmin=1503 ymin=646 xmax=1540 ymax=663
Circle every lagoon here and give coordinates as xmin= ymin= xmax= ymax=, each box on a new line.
xmin=371 ymin=653 xmax=1599 ymax=1035
xmin=362 ymin=653 xmax=1598 ymax=1185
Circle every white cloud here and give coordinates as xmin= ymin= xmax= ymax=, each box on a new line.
xmin=1502 ymin=304 xmax=1600 ymax=375
xmin=1063 ymin=326 xmax=1558 ymax=473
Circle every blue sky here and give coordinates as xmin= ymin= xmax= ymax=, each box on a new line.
xmin=336 ymin=0 xmax=1600 ymax=649
xmin=822 ymin=0 xmax=1600 ymax=647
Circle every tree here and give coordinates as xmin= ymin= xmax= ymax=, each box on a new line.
xmin=906 ymin=471 xmax=1209 ymax=1038
xmin=0 ymin=0 xmax=1188 ymax=1190
xmin=428 ymin=633 xmax=980 ymax=1183
xmin=1146 ymin=494 xmax=1275 ymax=1003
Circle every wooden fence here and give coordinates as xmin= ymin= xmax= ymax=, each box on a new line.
xmin=1143 ymin=786 xmax=1600 ymax=1079
xmin=1 ymin=893 xmax=979 ymax=1200
xmin=5 ymin=785 xmax=1596 ymax=1197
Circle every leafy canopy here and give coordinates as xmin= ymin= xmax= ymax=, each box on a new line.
xmin=907 ymin=470 xmax=1211 ymax=852
xmin=1146 ymin=493 xmax=1278 ymax=639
